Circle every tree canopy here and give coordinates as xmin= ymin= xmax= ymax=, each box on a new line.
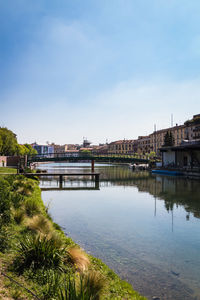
xmin=0 ymin=127 xmax=18 ymax=156
xmin=163 ymin=131 xmax=175 ymax=147
xmin=0 ymin=127 xmax=37 ymax=156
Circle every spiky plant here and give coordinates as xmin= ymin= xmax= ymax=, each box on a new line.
xmin=24 ymin=199 xmax=40 ymax=217
xmin=14 ymin=208 xmax=25 ymax=224
xmin=66 ymin=246 xmax=90 ymax=272
xmin=26 ymin=215 xmax=52 ymax=235
xmin=80 ymin=271 xmax=106 ymax=300
xmin=40 ymin=269 xmax=63 ymax=299
xmin=13 ymin=178 xmax=35 ymax=196
xmin=48 ymin=231 xmax=65 ymax=249
xmin=14 ymin=233 xmax=66 ymax=273
xmin=59 ymin=271 xmax=106 ymax=300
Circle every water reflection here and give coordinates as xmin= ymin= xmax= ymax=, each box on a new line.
xmin=40 ymin=163 xmax=200 ymax=300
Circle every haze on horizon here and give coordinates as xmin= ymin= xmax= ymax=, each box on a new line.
xmin=1 ymin=0 xmax=200 ymax=145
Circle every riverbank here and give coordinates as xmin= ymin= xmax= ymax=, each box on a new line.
xmin=0 ymin=174 xmax=146 ymax=300
xmin=0 ymin=167 xmax=17 ymax=174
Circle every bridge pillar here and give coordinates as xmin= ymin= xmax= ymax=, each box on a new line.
xmin=91 ymin=159 xmax=95 ymax=172
xmin=95 ymin=180 xmax=99 ymax=189
xmin=94 ymin=173 xmax=99 ymax=189
xmin=59 ymin=175 xmax=63 ymax=189
xmin=95 ymin=173 xmax=99 ymax=182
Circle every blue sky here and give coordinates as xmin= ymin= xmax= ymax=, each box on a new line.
xmin=1 ymin=0 xmax=200 ymax=144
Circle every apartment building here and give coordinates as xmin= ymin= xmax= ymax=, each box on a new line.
xmin=150 ymin=124 xmax=185 ymax=155
xmin=31 ymin=143 xmax=54 ymax=155
xmin=108 ymin=140 xmax=137 ymax=154
xmin=185 ymin=114 xmax=200 ymax=140
xmin=53 ymin=144 xmax=68 ymax=154
xmin=108 ymin=114 xmax=200 ymax=157
xmin=51 ymin=144 xmax=78 ymax=154
xmin=137 ymin=136 xmax=151 ymax=155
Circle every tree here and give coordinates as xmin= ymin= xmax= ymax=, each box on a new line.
xmin=16 ymin=144 xmax=26 ymax=156
xmin=24 ymin=144 xmax=37 ymax=155
xmin=169 ymin=131 xmax=175 ymax=146
xmin=149 ymin=151 xmax=156 ymax=160
xmin=164 ymin=131 xmax=175 ymax=147
xmin=0 ymin=127 xmax=37 ymax=156
xmin=0 ymin=127 xmax=18 ymax=156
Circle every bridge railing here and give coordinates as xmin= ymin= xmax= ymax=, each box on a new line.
xmin=28 ymin=152 xmax=150 ymax=161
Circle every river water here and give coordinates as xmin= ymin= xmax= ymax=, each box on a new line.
xmin=39 ymin=162 xmax=200 ymax=300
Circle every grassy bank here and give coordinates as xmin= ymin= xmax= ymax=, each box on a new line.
xmin=0 ymin=167 xmax=17 ymax=174
xmin=0 ymin=175 xmax=146 ymax=300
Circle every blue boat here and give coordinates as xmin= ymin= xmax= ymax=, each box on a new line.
xmin=151 ymin=169 xmax=184 ymax=176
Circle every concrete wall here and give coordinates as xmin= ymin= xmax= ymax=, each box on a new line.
xmin=177 ymin=151 xmax=191 ymax=167
xmin=163 ymin=151 xmax=175 ymax=166
xmin=0 ymin=156 xmax=7 ymax=167
xmin=7 ymin=156 xmax=20 ymax=167
xmin=177 ymin=150 xmax=200 ymax=168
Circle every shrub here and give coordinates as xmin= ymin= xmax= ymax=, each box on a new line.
xmin=59 ymin=271 xmax=106 ymax=300
xmin=13 ymin=178 xmax=35 ymax=196
xmin=14 ymin=209 xmax=25 ymax=224
xmin=49 ymin=231 xmax=65 ymax=249
xmin=80 ymin=271 xmax=106 ymax=300
xmin=11 ymin=192 xmax=24 ymax=209
xmin=66 ymin=247 xmax=90 ymax=272
xmin=14 ymin=233 xmax=66 ymax=273
xmin=40 ymin=269 xmax=63 ymax=299
xmin=27 ymin=215 xmax=52 ymax=235
xmin=0 ymin=226 xmax=11 ymax=252
xmin=24 ymin=199 xmax=40 ymax=217
xmin=0 ymin=178 xmax=12 ymax=226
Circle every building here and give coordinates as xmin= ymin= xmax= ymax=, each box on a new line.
xmin=92 ymin=144 xmax=109 ymax=154
xmin=160 ymin=140 xmax=200 ymax=170
xmin=52 ymin=144 xmax=68 ymax=154
xmin=108 ymin=140 xmax=137 ymax=154
xmin=66 ymin=144 xmax=78 ymax=151
xmin=83 ymin=139 xmax=91 ymax=148
xmin=63 ymin=150 xmax=79 ymax=157
xmin=184 ymin=114 xmax=200 ymax=140
xmin=31 ymin=143 xmax=54 ymax=156
xmin=150 ymin=114 xmax=200 ymax=156
xmin=150 ymin=124 xmax=186 ymax=156
xmin=137 ymin=136 xmax=151 ymax=155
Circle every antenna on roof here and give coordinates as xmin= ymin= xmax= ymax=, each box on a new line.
xmin=154 ymin=124 xmax=156 ymax=132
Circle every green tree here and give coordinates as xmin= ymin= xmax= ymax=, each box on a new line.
xmin=16 ymin=144 xmax=26 ymax=156
xmin=80 ymin=149 xmax=91 ymax=156
xmin=164 ymin=131 xmax=175 ymax=146
xmin=24 ymin=144 xmax=37 ymax=155
xmin=169 ymin=131 xmax=175 ymax=146
xmin=0 ymin=127 xmax=18 ymax=155
xmin=0 ymin=127 xmax=37 ymax=156
xmin=149 ymin=151 xmax=156 ymax=159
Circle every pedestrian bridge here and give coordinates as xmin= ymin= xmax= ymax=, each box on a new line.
xmin=28 ymin=152 xmax=149 ymax=165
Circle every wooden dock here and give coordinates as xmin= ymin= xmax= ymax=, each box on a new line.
xmin=28 ymin=173 xmax=100 ymax=188
xmin=0 ymin=172 xmax=100 ymax=189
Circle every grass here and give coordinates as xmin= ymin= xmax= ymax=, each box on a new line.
xmin=59 ymin=272 xmax=106 ymax=300
xmin=0 ymin=175 xmax=147 ymax=300
xmin=14 ymin=233 xmax=66 ymax=273
xmin=26 ymin=214 xmax=53 ymax=235
xmin=0 ymin=167 xmax=17 ymax=174
xmin=67 ymin=246 xmax=90 ymax=272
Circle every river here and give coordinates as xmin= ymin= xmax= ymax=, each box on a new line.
xmin=39 ymin=162 xmax=200 ymax=300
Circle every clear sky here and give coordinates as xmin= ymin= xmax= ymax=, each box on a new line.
xmin=1 ymin=0 xmax=200 ymax=145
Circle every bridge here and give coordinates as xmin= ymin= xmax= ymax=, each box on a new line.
xmin=25 ymin=172 xmax=100 ymax=189
xmin=27 ymin=152 xmax=149 ymax=171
